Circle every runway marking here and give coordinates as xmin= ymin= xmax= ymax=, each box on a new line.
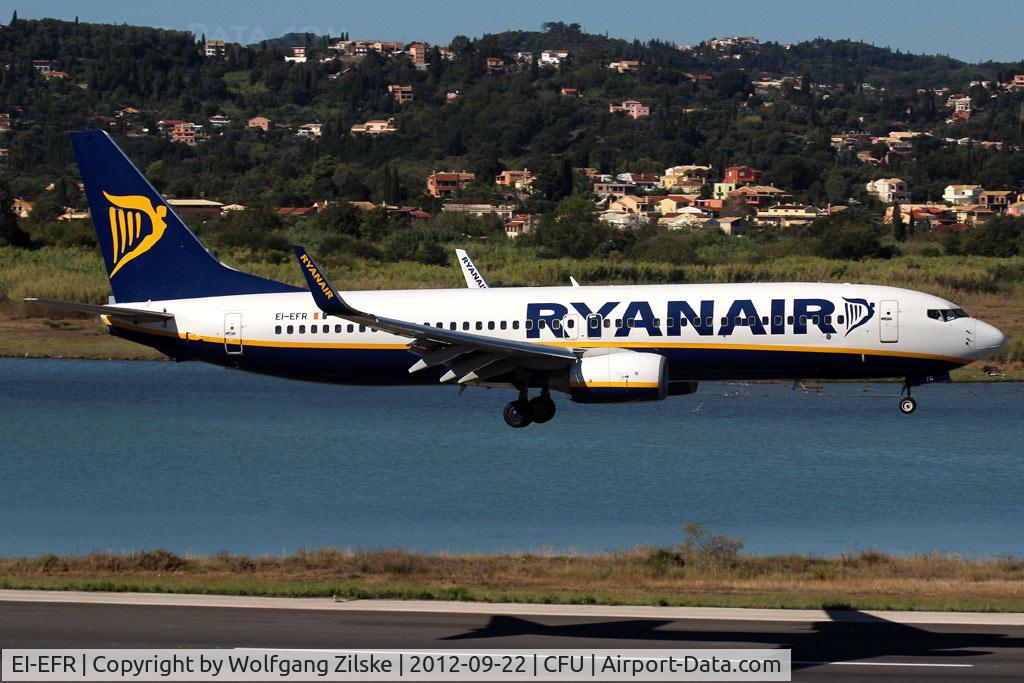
xmin=2 ymin=591 xmax=1023 ymax=626
xmin=795 ymin=660 xmax=973 ymax=668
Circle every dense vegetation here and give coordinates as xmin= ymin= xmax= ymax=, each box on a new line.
xmin=1 ymin=16 xmax=1023 ymax=329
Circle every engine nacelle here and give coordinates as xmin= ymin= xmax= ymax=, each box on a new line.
xmin=559 ymin=349 xmax=668 ymax=403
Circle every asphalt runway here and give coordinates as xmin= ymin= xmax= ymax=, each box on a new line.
xmin=2 ymin=593 xmax=1023 ymax=680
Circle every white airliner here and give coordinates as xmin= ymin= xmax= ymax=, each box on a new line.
xmin=29 ymin=131 xmax=1007 ymax=427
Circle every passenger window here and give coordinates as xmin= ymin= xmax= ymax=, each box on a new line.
xmin=626 ymin=319 xmax=635 ymax=328
xmin=487 ymin=321 xmax=495 ymax=330
xmin=615 ymin=319 xmax=623 ymax=328
xmin=359 ymin=324 xmax=366 ymax=332
xmin=721 ymin=317 xmax=728 ymax=325
xmin=799 ymin=316 xmax=806 ymax=325
xmin=299 ymin=325 xmax=306 ymax=334
xmin=524 ymin=320 xmax=533 ymax=330
xmin=787 ymin=316 xmax=794 ymax=325
xmin=538 ymin=320 xmax=546 ymax=329
xmin=691 ymin=317 xmax=700 ymax=326
xmin=566 ymin=318 xmax=574 ymax=329
xmin=774 ymin=316 xmax=783 ymax=326
xmin=837 ymin=316 xmax=845 ymax=325
xmin=824 ymin=315 xmax=832 ymax=324
xmin=734 ymin=316 xmax=742 ymax=326
xmin=762 ymin=316 xmax=769 ymax=325
xmin=811 ymin=315 xmax=820 ymax=324
xmin=449 ymin=322 xmax=456 ymax=330
xmin=653 ymin=318 xmax=661 ymax=327
xmin=604 ymin=318 xmax=611 ymax=328
xmin=513 ymin=320 xmax=521 ymax=330
xmin=347 ymin=324 xmax=354 ymax=332
xmin=475 ymin=321 xmax=482 ymax=330
xmin=666 ymin=317 xmax=675 ymax=327
xmin=287 ymin=325 xmax=294 ymax=334
xmin=551 ymin=319 xmax=562 ymax=330
xmin=311 ymin=325 xmax=318 ymax=333
xmin=462 ymin=322 xmax=469 ymax=330
xmin=705 ymin=316 xmax=713 ymax=326
xmin=275 ymin=325 xmax=282 ymax=334
xmin=589 ymin=316 xmax=600 ymax=330
xmin=335 ymin=324 xmax=342 ymax=333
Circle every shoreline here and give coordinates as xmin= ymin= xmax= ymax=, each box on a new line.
xmin=2 ymin=548 xmax=1023 ymax=613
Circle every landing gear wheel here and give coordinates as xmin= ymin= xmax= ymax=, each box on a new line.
xmin=528 ymin=396 xmax=557 ymax=424
xmin=503 ymin=400 xmax=533 ymax=428
xmin=899 ymin=397 xmax=917 ymax=414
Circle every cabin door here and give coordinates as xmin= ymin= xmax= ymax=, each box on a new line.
xmin=879 ymin=300 xmax=898 ymax=343
xmin=224 ymin=312 xmax=243 ymax=355
xmin=561 ymin=314 xmax=581 ymax=340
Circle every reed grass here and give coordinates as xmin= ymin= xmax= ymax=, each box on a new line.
xmin=3 ymin=547 xmax=1024 ymax=612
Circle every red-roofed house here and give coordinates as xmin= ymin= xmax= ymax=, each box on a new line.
xmin=427 ymin=172 xmax=475 ymax=198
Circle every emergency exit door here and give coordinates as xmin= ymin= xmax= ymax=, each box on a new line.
xmin=879 ymin=300 xmax=898 ymax=343
xmin=224 ymin=313 xmax=243 ymax=354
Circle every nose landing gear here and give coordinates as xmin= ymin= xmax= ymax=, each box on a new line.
xmin=899 ymin=380 xmax=917 ymax=414
xmin=503 ymin=388 xmax=557 ymax=428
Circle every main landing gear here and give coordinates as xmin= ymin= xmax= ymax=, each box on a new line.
xmin=503 ymin=388 xmax=557 ymax=428
xmin=899 ymin=379 xmax=917 ymax=415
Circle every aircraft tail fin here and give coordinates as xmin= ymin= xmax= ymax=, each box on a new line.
xmin=455 ymin=249 xmax=490 ymax=288
xmin=70 ymin=130 xmax=300 ymax=302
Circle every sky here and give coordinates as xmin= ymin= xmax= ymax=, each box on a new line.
xmin=9 ymin=0 xmax=1023 ymax=64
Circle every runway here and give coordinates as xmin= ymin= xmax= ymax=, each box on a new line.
xmin=2 ymin=592 xmax=1023 ymax=680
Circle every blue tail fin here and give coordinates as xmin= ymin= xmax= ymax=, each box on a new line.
xmin=71 ymin=130 xmax=301 ymax=302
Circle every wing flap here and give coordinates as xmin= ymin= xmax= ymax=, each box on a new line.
xmin=24 ymin=298 xmax=175 ymax=322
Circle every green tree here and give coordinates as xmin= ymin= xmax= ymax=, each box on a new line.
xmin=0 ymin=180 xmax=31 ymax=247
xmin=892 ymin=200 xmax=907 ymax=241
xmin=531 ymin=195 xmax=612 ymax=258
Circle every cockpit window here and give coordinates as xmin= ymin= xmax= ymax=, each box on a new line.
xmin=928 ymin=308 xmax=970 ymax=322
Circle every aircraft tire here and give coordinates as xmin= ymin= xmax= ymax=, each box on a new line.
xmin=503 ymin=400 xmax=533 ymax=428
xmin=528 ymin=396 xmax=557 ymax=424
xmin=899 ymin=397 xmax=917 ymax=414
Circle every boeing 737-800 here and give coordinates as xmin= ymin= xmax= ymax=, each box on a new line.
xmin=28 ymin=131 xmax=1008 ymax=427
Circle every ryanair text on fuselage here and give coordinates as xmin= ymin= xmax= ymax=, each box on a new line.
xmin=527 ymin=297 xmax=875 ymax=338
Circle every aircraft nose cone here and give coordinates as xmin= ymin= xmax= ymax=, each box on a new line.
xmin=977 ymin=321 xmax=1007 ymax=352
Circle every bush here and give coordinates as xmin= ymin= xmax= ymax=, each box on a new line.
xmin=679 ymin=522 xmax=745 ymax=565
xmin=808 ymin=208 xmax=892 ymax=260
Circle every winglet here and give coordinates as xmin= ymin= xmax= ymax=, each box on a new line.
xmin=292 ymin=246 xmax=361 ymax=318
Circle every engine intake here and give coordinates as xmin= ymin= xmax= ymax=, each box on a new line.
xmin=561 ymin=349 xmax=669 ymax=403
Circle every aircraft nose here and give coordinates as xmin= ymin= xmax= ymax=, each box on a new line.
xmin=976 ymin=321 xmax=1007 ymax=352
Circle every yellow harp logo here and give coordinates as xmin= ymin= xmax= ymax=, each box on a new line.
xmin=103 ymin=191 xmax=168 ymax=277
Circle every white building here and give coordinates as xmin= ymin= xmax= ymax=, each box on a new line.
xmin=865 ymin=178 xmax=910 ymax=204
xmin=943 ymin=184 xmax=983 ymax=205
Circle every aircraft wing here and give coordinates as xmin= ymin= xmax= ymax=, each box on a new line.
xmin=24 ymin=298 xmax=175 ymax=323
xmin=455 ymin=249 xmax=490 ymax=288
xmin=293 ymin=247 xmax=575 ymax=385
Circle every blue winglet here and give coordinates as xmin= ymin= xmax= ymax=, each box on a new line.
xmin=293 ymin=246 xmax=360 ymax=317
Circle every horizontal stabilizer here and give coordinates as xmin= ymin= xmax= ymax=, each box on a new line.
xmin=24 ymin=298 xmax=174 ymax=322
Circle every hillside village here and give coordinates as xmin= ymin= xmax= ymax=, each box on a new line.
xmin=2 ymin=18 xmax=1024 ymax=254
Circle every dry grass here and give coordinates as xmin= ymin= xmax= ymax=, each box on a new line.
xmin=3 ymin=548 xmax=1024 ymax=612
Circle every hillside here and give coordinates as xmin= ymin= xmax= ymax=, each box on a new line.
xmin=1 ymin=16 xmax=1023 ymax=210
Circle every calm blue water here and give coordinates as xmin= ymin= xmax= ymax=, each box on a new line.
xmin=1 ymin=358 xmax=1022 ymax=558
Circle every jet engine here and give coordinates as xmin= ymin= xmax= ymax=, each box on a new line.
xmin=555 ymin=349 xmax=669 ymax=403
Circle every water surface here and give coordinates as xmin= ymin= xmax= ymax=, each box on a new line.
xmin=1 ymin=358 xmax=1021 ymax=557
